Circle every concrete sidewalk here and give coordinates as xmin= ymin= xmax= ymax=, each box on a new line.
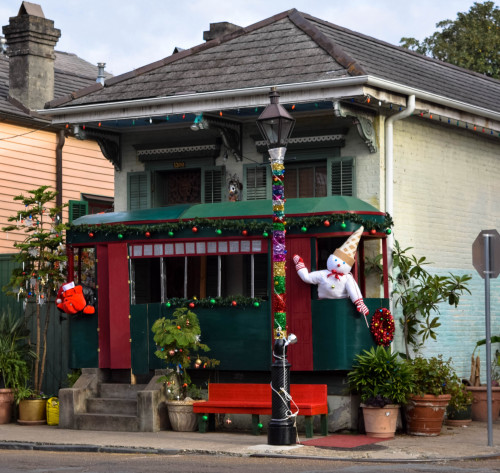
xmin=1 ymin=421 xmax=500 ymax=462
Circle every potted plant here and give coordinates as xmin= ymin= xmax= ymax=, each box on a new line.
xmin=0 ymin=310 xmax=34 ymax=424
xmin=152 ymin=307 xmax=219 ymax=431
xmin=348 ymin=346 xmax=416 ymax=438
xmin=404 ymin=355 xmax=457 ymax=436
xmin=15 ymin=384 xmax=49 ymax=424
xmin=466 ymin=337 xmax=500 ymax=421
xmin=445 ymin=380 xmax=473 ymax=426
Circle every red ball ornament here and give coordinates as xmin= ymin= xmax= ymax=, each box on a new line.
xmin=323 ymin=220 xmax=330 ymax=227
xmin=192 ymin=227 xmax=198 ymax=233
xmin=189 ymin=302 xmax=195 ymax=308
xmin=89 ymin=232 xmax=94 ymax=238
xmin=242 ymin=230 xmax=248 ymax=236
xmin=231 ymin=300 xmax=237 ymax=307
xmin=370 ymin=228 xmax=376 ymax=235
xmin=145 ymin=231 xmax=151 ymax=238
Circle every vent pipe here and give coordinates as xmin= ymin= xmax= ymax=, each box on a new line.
xmin=96 ymin=62 xmax=106 ymax=85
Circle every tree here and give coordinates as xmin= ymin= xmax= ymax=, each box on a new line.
xmin=2 ymin=186 xmax=67 ymax=393
xmin=400 ymin=1 xmax=500 ymax=79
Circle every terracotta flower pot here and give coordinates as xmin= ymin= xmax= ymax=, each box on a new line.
xmin=0 ymin=389 xmax=14 ymax=424
xmin=445 ymin=404 xmax=472 ymax=427
xmin=465 ymin=386 xmax=500 ymax=422
xmin=361 ymin=404 xmax=399 ymax=439
xmin=405 ymin=394 xmax=450 ymax=436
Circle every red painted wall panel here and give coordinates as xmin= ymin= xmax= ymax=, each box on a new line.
xmin=97 ymin=244 xmax=110 ymax=368
xmin=286 ymin=238 xmax=314 ymax=371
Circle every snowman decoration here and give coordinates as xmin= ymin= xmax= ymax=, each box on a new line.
xmin=293 ymin=226 xmax=369 ymax=321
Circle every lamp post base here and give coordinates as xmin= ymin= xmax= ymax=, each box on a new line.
xmin=268 ymin=419 xmax=297 ymax=445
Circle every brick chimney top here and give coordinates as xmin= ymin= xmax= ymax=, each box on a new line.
xmin=203 ymin=22 xmax=241 ymax=42
xmin=2 ymin=1 xmax=61 ymax=111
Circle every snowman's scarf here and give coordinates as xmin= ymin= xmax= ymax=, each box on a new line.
xmin=327 ymin=269 xmax=344 ymax=280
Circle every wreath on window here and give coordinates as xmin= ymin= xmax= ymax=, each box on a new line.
xmin=370 ymin=308 xmax=395 ymax=347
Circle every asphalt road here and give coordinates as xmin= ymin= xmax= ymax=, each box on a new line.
xmin=1 ymin=451 xmax=500 ymax=473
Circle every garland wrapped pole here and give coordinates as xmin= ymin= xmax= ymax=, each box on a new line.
xmin=257 ymin=87 xmax=297 ymax=446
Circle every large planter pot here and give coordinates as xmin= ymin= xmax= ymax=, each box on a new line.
xmin=361 ymin=404 xmax=399 ymax=439
xmin=0 ymin=389 xmax=14 ymax=424
xmin=166 ymin=400 xmax=198 ymax=432
xmin=405 ymin=394 xmax=450 ymax=436
xmin=18 ymin=399 xmax=46 ymax=425
xmin=465 ymin=386 xmax=500 ymax=422
xmin=445 ymin=404 xmax=472 ymax=427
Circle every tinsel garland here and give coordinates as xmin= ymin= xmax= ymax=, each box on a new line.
xmin=68 ymin=212 xmax=393 ymax=238
xmin=163 ymin=295 xmax=265 ymax=308
xmin=370 ymin=308 xmax=395 ymax=347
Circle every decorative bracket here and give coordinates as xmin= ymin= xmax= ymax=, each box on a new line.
xmin=333 ymin=101 xmax=377 ymax=153
xmin=74 ymin=127 xmax=121 ymax=171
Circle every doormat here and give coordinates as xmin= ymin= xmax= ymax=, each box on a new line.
xmin=300 ymin=434 xmax=386 ymax=449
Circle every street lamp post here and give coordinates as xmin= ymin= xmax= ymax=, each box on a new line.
xmin=257 ymin=87 xmax=297 ymax=445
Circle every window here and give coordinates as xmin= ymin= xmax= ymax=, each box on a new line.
xmin=128 ymin=172 xmax=149 ymax=210
xmin=69 ymin=200 xmax=88 ymax=222
xmin=130 ymin=239 xmax=268 ymax=305
xmin=245 ymin=165 xmax=268 ymax=200
xmin=285 ymin=162 xmax=327 ymax=198
xmin=72 ymin=247 xmax=96 ymax=289
xmin=330 ymin=158 xmax=354 ymax=196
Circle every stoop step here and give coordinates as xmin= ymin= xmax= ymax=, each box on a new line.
xmin=75 ymin=412 xmax=140 ymax=432
xmin=99 ymin=383 xmax=147 ymax=399
xmin=86 ymin=397 xmax=138 ymax=415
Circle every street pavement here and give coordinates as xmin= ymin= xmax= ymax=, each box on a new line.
xmin=1 ymin=421 xmax=500 ymax=462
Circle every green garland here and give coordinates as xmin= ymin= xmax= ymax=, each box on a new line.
xmin=164 ymin=295 xmax=265 ymax=308
xmin=69 ymin=213 xmax=393 ymax=238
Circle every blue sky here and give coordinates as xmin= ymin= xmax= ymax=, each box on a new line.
xmin=0 ymin=0 xmax=490 ymax=76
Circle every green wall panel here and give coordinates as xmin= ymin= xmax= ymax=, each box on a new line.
xmin=312 ymin=298 xmax=389 ymax=370
xmin=69 ymin=312 xmax=98 ymax=369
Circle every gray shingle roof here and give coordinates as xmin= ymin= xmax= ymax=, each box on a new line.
xmin=0 ymin=48 xmax=109 ymax=120
xmin=49 ymin=9 xmax=500 ymax=114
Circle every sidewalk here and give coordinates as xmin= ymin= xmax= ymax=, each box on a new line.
xmin=1 ymin=421 xmax=500 ymax=462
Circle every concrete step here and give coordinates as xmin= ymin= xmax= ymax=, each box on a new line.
xmin=86 ymin=398 xmax=137 ymax=415
xmin=99 ymin=383 xmax=147 ymax=399
xmin=75 ymin=413 xmax=139 ymax=432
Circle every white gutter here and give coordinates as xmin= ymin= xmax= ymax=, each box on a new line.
xmin=38 ymin=75 xmax=500 ymax=124
xmin=385 ymin=94 xmax=415 ymax=304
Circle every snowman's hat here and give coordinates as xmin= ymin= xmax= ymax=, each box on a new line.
xmin=333 ymin=226 xmax=364 ymax=267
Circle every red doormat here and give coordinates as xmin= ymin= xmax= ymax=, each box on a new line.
xmin=300 ymin=434 xmax=386 ymax=449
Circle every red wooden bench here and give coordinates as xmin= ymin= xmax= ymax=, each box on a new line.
xmin=192 ymin=383 xmax=329 ymax=437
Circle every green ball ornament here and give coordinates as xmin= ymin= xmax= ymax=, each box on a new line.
xmin=118 ymin=233 xmax=123 ymax=239
xmin=341 ymin=222 xmax=347 ymax=229
xmin=258 ymin=423 xmax=263 ymax=429
xmin=300 ymin=226 xmax=307 ymax=233
xmin=210 ymin=298 xmax=216 ymax=304
xmin=386 ymin=228 xmax=392 ymax=234
xmin=203 ymin=415 xmax=208 ymax=421
xmin=166 ymin=302 xmax=171 ymax=307
xmin=216 ymin=229 xmax=222 ymax=235
xmin=262 ymin=231 xmax=269 ymax=238
xmin=253 ymin=301 xmax=260 ymax=307
xmin=168 ymin=231 xmax=174 ymax=237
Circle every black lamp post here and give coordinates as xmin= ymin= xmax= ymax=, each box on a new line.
xmin=257 ymin=87 xmax=297 ymax=446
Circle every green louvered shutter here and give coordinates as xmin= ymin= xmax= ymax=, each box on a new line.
xmin=203 ymin=167 xmax=223 ymax=203
xmin=128 ymin=172 xmax=149 ymax=210
xmin=330 ymin=158 xmax=354 ymax=196
xmin=69 ymin=200 xmax=88 ymax=222
xmin=245 ymin=166 xmax=268 ymax=200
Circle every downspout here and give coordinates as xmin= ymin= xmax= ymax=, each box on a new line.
xmin=56 ymin=129 xmax=65 ymax=212
xmin=385 ymin=95 xmax=415 ymax=298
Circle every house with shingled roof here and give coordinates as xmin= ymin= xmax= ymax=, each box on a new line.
xmin=40 ymin=9 xmax=499 ymax=433
xmin=0 ymin=2 xmax=114 ymax=393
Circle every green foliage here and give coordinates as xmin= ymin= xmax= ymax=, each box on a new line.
xmin=448 ymin=381 xmax=473 ymax=412
xmin=2 ymin=186 xmax=68 ymax=393
xmin=0 ymin=309 xmax=35 ymax=391
xmin=400 ymin=1 xmax=500 ymax=78
xmin=392 ymin=241 xmax=471 ymax=357
xmin=64 ymin=369 xmax=82 ymax=388
xmin=348 ymin=346 xmax=416 ymax=406
xmin=405 ymin=355 xmax=460 ymax=397
xmin=152 ymin=307 xmax=219 ymax=400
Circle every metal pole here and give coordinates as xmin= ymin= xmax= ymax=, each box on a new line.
xmin=484 ymin=233 xmax=493 ymax=447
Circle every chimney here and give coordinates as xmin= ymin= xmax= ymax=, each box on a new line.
xmin=203 ymin=22 xmax=241 ymax=42
xmin=2 ymin=2 xmax=61 ymax=110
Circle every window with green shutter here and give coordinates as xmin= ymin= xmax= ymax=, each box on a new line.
xmin=203 ymin=167 xmax=223 ymax=203
xmin=128 ymin=172 xmax=149 ymax=210
xmin=69 ymin=200 xmax=88 ymax=222
xmin=329 ymin=157 xmax=354 ymax=196
xmin=245 ymin=165 xmax=268 ymax=200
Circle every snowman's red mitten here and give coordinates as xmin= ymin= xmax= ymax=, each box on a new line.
xmin=354 ymin=298 xmax=369 ymax=316
xmin=293 ymin=255 xmax=305 ymax=271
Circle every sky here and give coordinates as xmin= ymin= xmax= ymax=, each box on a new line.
xmin=0 ymin=0 xmax=494 ymax=76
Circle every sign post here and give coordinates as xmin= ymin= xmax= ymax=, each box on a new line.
xmin=472 ymin=229 xmax=500 ymax=447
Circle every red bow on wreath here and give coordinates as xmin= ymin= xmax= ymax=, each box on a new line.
xmin=370 ymin=308 xmax=395 ymax=347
